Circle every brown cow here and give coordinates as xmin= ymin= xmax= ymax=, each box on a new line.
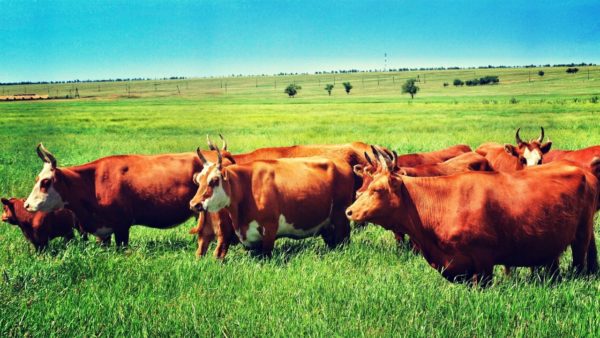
xmin=2 ymin=197 xmax=82 ymax=250
xmin=345 ymin=152 xmax=599 ymax=285
xmin=475 ymin=127 xmax=552 ymax=171
xmin=23 ymin=144 xmax=231 ymax=246
xmin=189 ymin=139 xmax=373 ymax=258
xmin=354 ymin=147 xmax=490 ymax=247
xmin=189 ymin=147 xmax=355 ymax=257
xmin=395 ymin=144 xmax=472 ymax=167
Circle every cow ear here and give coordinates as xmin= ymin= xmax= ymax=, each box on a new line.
xmin=353 ymin=165 xmax=364 ymax=177
xmin=504 ymin=144 xmax=518 ymax=156
xmin=192 ymin=172 xmax=200 ymax=185
xmin=1 ymin=198 xmax=9 ymax=205
xmin=540 ymin=141 xmax=552 ymax=154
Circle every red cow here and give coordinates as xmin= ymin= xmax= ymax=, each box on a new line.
xmin=189 ymin=139 xmax=373 ymax=258
xmin=23 ymin=144 xmax=226 ymax=246
xmin=2 ymin=197 xmax=82 ymax=250
xmin=346 ymin=151 xmax=599 ymax=285
xmin=476 ymin=127 xmax=552 ymax=171
xmin=189 ymin=147 xmax=355 ymax=256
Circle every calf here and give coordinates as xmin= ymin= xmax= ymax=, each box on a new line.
xmin=475 ymin=127 xmax=552 ymax=171
xmin=346 ymin=151 xmax=598 ymax=285
xmin=189 ymin=147 xmax=355 ymax=256
xmin=2 ymin=197 xmax=81 ymax=250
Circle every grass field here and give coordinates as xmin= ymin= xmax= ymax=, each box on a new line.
xmin=1 ymin=67 xmax=600 ymax=336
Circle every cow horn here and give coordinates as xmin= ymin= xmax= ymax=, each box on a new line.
xmin=515 ymin=128 xmax=524 ymax=145
xmin=206 ymin=135 xmax=217 ymax=151
xmin=219 ymin=134 xmax=228 ymax=151
xmin=364 ymin=152 xmax=373 ymax=166
xmin=537 ymin=127 xmax=544 ymax=143
xmin=37 ymin=143 xmax=57 ymax=168
xmin=374 ymin=145 xmax=394 ymax=171
xmin=215 ymin=146 xmax=223 ymax=169
xmin=196 ymin=147 xmax=208 ymax=164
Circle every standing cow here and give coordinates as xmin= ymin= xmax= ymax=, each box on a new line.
xmin=189 ymin=146 xmax=355 ymax=256
xmin=346 ymin=150 xmax=599 ymax=285
xmin=23 ymin=144 xmax=226 ymax=246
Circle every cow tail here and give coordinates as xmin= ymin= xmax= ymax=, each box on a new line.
xmin=587 ymin=233 xmax=598 ymax=274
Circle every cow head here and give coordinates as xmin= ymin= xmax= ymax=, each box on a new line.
xmin=346 ymin=147 xmax=403 ymax=226
xmin=24 ymin=144 xmax=65 ymax=212
xmin=503 ymin=127 xmax=552 ymax=166
xmin=189 ymin=140 xmax=232 ymax=213
xmin=2 ymin=198 xmax=18 ymax=224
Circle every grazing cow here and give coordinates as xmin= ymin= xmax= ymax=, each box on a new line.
xmin=189 ymin=147 xmax=355 ymax=256
xmin=476 ymin=127 xmax=552 ymax=171
xmin=345 ymin=151 xmax=599 ymax=285
xmin=189 ymin=139 xmax=373 ymax=258
xmin=23 ymin=143 xmax=230 ymax=246
xmin=2 ymin=197 xmax=82 ymax=250
xmin=395 ymin=144 xmax=472 ymax=167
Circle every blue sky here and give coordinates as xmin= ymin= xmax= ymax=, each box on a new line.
xmin=1 ymin=0 xmax=599 ymax=82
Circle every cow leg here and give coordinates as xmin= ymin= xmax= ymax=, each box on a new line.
xmin=214 ymin=237 xmax=231 ymax=260
xmin=114 ymin=226 xmax=130 ymax=248
xmin=543 ymin=257 xmax=561 ymax=282
xmin=572 ymin=218 xmax=593 ymax=274
xmin=322 ymin=209 xmax=351 ymax=249
xmin=196 ymin=233 xmax=213 ymax=258
xmin=259 ymin=226 xmax=277 ymax=257
xmin=587 ymin=233 xmax=598 ymax=274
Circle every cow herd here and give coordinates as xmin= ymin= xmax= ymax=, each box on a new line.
xmin=3 ymin=128 xmax=600 ymax=285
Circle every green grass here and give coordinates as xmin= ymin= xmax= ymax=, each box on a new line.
xmin=1 ymin=67 xmax=600 ymax=336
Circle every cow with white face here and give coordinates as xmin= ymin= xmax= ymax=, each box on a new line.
xmin=476 ymin=127 xmax=553 ymax=172
xmin=24 ymin=145 xmax=64 ymax=212
xmin=189 ymin=145 xmax=355 ymax=256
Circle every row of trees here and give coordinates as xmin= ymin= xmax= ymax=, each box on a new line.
xmin=284 ymin=79 xmax=420 ymax=98
xmin=453 ymin=76 xmax=500 ymax=87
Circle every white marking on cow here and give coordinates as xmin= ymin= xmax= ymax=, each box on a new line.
xmin=276 ymin=213 xmax=328 ymax=238
xmin=25 ymin=162 xmax=64 ymax=212
xmin=236 ymin=220 xmax=263 ymax=248
xmin=523 ymin=148 xmax=542 ymax=166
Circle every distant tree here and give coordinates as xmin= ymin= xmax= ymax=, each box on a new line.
xmin=342 ymin=82 xmax=353 ymax=94
xmin=443 ymin=82 xmax=449 ymax=87
xmin=566 ymin=67 xmax=579 ymax=74
xmin=453 ymin=79 xmax=464 ymax=86
xmin=538 ymin=70 xmax=545 ymax=76
xmin=284 ymin=84 xmax=302 ymax=97
xmin=324 ymin=84 xmax=334 ymax=96
xmin=401 ymin=79 xmax=420 ymax=99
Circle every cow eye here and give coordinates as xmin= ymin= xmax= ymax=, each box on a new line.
xmin=40 ymin=178 xmax=51 ymax=189
xmin=209 ymin=177 xmax=219 ymax=187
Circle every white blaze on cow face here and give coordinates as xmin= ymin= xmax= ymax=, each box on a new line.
xmin=25 ymin=162 xmax=64 ymax=212
xmin=523 ymin=148 xmax=542 ymax=166
xmin=195 ymin=163 xmax=231 ymax=212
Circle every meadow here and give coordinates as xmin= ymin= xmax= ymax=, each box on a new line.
xmin=1 ymin=66 xmax=600 ymax=337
